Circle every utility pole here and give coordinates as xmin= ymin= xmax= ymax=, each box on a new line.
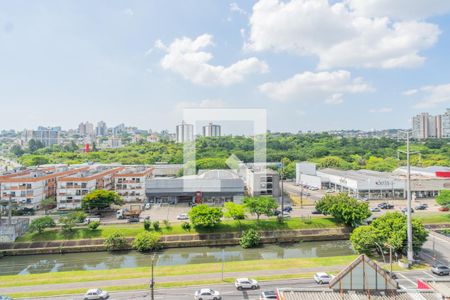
xmin=150 ymin=253 xmax=156 ymax=300
xmin=8 ymin=194 xmax=12 ymax=226
xmin=406 ymin=131 xmax=414 ymax=265
xmin=221 ymin=248 xmax=225 ymax=281
xmin=280 ymin=161 xmax=284 ymax=219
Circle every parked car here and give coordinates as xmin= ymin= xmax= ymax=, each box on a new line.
xmin=283 ymin=206 xmax=293 ymax=212
xmin=280 ymin=212 xmax=291 ymax=218
xmin=378 ymin=203 xmax=394 ymax=209
xmin=83 ymin=288 xmax=109 ymax=300
xmin=273 ymin=209 xmax=281 ymax=216
xmin=370 ymin=207 xmax=381 ymax=212
xmin=144 ymin=203 xmax=151 ymax=210
xmin=177 ymin=213 xmax=189 ymax=220
xmin=84 ymin=217 xmax=101 ymax=224
xmin=326 ymin=190 xmax=335 ymax=193
xmin=127 ymin=217 xmax=140 ymax=223
xmin=415 ymin=204 xmax=428 ymax=210
xmin=194 ymin=288 xmax=221 ymax=300
xmin=310 ymin=187 xmax=319 ymax=191
xmin=235 ymin=278 xmax=259 ymax=290
xmin=401 ymin=207 xmax=414 ymax=214
xmin=439 ymin=206 xmax=449 ymax=212
xmin=311 ymin=210 xmax=322 ymax=215
xmin=431 ymin=264 xmax=450 ymax=276
xmin=361 ymin=197 xmax=369 ymax=201
xmin=314 ymin=272 xmax=334 ymax=284
xmin=260 ymin=290 xmax=277 ymax=300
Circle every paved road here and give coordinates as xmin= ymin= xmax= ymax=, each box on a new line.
xmin=21 ymin=278 xmax=321 ymax=300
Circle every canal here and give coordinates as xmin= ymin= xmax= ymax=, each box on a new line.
xmin=0 ymin=240 xmax=354 ymax=276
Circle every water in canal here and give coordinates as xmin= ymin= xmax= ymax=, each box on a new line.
xmin=0 ymin=240 xmax=354 ymax=276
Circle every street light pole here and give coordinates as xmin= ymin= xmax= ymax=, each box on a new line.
xmin=8 ymin=194 xmax=12 ymax=226
xmin=406 ymin=131 xmax=414 ymax=265
xmin=280 ymin=161 xmax=284 ymax=219
xmin=150 ymin=253 xmax=156 ymax=300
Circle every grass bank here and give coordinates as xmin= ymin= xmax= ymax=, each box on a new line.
xmin=16 ymin=217 xmax=340 ymax=242
xmin=0 ymin=255 xmax=356 ymax=289
xmin=414 ymin=213 xmax=450 ymax=224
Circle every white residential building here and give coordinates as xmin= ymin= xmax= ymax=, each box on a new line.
xmin=176 ymin=121 xmax=194 ymax=143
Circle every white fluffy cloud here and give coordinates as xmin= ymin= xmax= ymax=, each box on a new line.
xmin=175 ymin=99 xmax=226 ymax=111
xmin=405 ymin=84 xmax=450 ymax=108
xmin=345 ymin=0 xmax=450 ymax=20
xmin=246 ymin=0 xmax=441 ymax=69
xmin=259 ymin=70 xmax=373 ymax=102
xmin=156 ymin=34 xmax=268 ymax=86
xmin=230 ymin=3 xmax=247 ymax=15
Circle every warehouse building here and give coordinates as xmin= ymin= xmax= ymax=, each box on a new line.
xmin=146 ymin=169 xmax=245 ymax=205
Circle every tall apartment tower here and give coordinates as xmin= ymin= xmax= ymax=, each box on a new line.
xmin=202 ymin=123 xmax=221 ymax=137
xmin=442 ymin=109 xmax=450 ymax=138
xmin=412 ymin=108 xmax=450 ymax=139
xmin=176 ymin=121 xmax=194 ymax=143
xmin=23 ymin=127 xmax=60 ymax=147
xmin=96 ymin=121 xmax=107 ymax=136
xmin=78 ymin=122 xmax=94 ymax=136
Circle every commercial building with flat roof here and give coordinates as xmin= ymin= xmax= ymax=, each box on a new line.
xmin=296 ymin=162 xmax=450 ymax=200
xmin=146 ymin=169 xmax=244 ymax=205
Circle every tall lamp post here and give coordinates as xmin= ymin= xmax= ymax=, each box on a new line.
xmin=280 ymin=161 xmax=284 ymax=219
xmin=150 ymin=253 xmax=157 ymax=300
xmin=397 ymin=130 xmax=417 ymax=266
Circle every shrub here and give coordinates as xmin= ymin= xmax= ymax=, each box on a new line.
xmin=71 ymin=211 xmax=87 ymax=223
xmin=59 ymin=216 xmax=76 ymax=233
xmin=132 ymin=232 xmax=161 ymax=252
xmin=29 ymin=216 xmax=56 ymax=234
xmin=88 ymin=220 xmax=100 ymax=231
xmin=144 ymin=219 xmax=152 ymax=231
xmin=153 ymin=221 xmax=160 ymax=231
xmin=181 ymin=222 xmax=191 ymax=231
xmin=104 ymin=231 xmax=128 ymax=251
xmin=240 ymin=229 xmax=262 ymax=249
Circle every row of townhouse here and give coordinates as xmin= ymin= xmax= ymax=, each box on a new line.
xmin=0 ymin=166 xmax=89 ymax=209
xmin=57 ymin=165 xmax=154 ymax=209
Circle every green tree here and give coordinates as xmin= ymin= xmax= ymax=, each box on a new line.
xmin=350 ymin=212 xmax=428 ymax=255
xmin=243 ymin=196 xmax=278 ymax=220
xmin=239 ymin=229 xmax=262 ymax=249
xmin=10 ymin=144 xmax=24 ymax=157
xmin=104 ymin=232 xmax=128 ymax=251
xmin=188 ymin=204 xmax=223 ymax=228
xmin=132 ymin=232 xmax=161 ymax=252
xmin=40 ymin=197 xmax=56 ymax=215
xmin=315 ymin=193 xmax=371 ymax=227
xmin=59 ymin=215 xmax=76 ymax=233
xmin=82 ymin=190 xmax=123 ymax=211
xmin=29 ymin=216 xmax=56 ymax=234
xmin=224 ymin=202 xmax=246 ymax=221
xmin=436 ymin=190 xmax=450 ymax=207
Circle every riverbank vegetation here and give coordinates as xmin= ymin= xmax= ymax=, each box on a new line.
xmin=17 ymin=217 xmax=340 ymax=242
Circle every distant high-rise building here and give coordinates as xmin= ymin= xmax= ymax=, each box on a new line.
xmin=22 ymin=127 xmax=60 ymax=147
xmin=412 ymin=109 xmax=450 ymax=139
xmin=112 ymin=123 xmax=125 ymax=136
xmin=442 ymin=109 xmax=450 ymax=138
xmin=176 ymin=121 xmax=194 ymax=143
xmin=78 ymin=122 xmax=94 ymax=136
xmin=96 ymin=121 xmax=107 ymax=136
xmin=202 ymin=123 xmax=221 ymax=137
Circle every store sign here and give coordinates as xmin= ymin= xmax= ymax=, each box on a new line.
xmin=375 ymin=180 xmax=391 ymax=186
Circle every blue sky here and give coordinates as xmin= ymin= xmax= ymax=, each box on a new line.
xmin=1 ymin=0 xmax=450 ymax=133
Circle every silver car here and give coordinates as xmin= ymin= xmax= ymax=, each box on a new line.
xmin=84 ymin=288 xmax=109 ymax=300
xmin=431 ymin=264 xmax=450 ymax=276
xmin=235 ymin=278 xmax=259 ymax=290
xmin=314 ymin=272 xmax=334 ymax=284
xmin=194 ymin=288 xmax=221 ymax=300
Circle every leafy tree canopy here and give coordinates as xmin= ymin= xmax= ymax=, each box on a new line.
xmin=436 ymin=190 xmax=450 ymax=207
xmin=244 ymin=196 xmax=278 ymax=220
xmin=82 ymin=190 xmax=123 ymax=211
xmin=188 ymin=204 xmax=223 ymax=228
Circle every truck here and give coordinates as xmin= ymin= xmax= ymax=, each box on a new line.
xmin=116 ymin=204 xmax=142 ymax=219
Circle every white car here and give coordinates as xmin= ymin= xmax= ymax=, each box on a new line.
xmin=83 ymin=288 xmax=109 ymax=300
xmin=235 ymin=278 xmax=259 ymax=290
xmin=194 ymin=288 xmax=221 ymax=300
xmin=314 ymin=272 xmax=334 ymax=284
xmin=177 ymin=213 xmax=189 ymax=220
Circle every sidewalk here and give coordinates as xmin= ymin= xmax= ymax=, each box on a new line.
xmin=0 ymin=265 xmax=346 ymax=295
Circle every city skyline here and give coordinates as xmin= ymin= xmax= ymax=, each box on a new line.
xmin=1 ymin=1 xmax=450 ymax=132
